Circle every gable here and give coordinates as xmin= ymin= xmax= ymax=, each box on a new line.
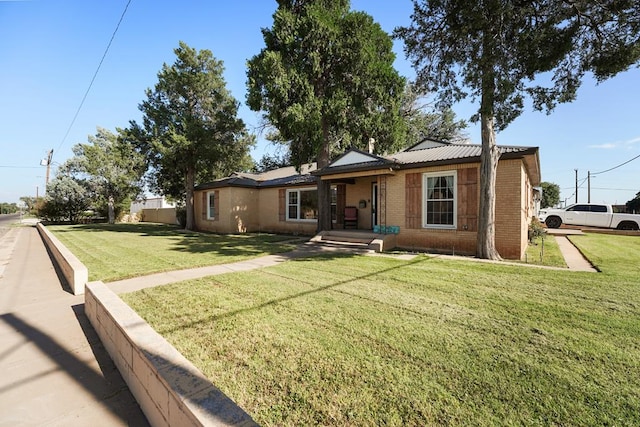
xmin=329 ymin=150 xmax=383 ymax=168
xmin=404 ymin=139 xmax=449 ymax=151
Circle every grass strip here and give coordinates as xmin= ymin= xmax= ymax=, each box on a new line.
xmin=123 ymin=234 xmax=640 ymax=426
xmin=49 ymin=223 xmax=299 ymax=281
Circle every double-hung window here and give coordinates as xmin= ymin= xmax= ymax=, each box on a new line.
xmin=287 ymin=187 xmax=318 ymax=221
xmin=423 ymin=171 xmax=457 ymax=228
xmin=207 ymin=191 xmax=216 ymax=220
xmin=286 ymin=186 xmax=337 ymax=221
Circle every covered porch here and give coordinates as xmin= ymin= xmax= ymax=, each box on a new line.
xmin=329 ymin=172 xmax=394 ymax=233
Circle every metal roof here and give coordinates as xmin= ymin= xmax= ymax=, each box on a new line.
xmin=196 ymin=144 xmax=540 ymax=190
xmin=387 ymin=144 xmax=534 ymax=166
xmin=195 ymin=164 xmax=318 ymax=191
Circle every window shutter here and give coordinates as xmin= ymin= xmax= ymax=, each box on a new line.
xmin=405 ymin=173 xmax=422 ymax=229
xmin=278 ymin=189 xmax=286 ymax=222
xmin=214 ymin=190 xmax=219 ymax=221
xmin=201 ymin=192 xmax=207 ymax=220
xmin=457 ymin=168 xmax=478 ymax=231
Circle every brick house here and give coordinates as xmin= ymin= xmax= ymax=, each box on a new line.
xmin=194 ymin=140 xmax=540 ymax=259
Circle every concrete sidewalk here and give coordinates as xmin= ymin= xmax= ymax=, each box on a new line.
xmin=108 ymin=241 xmax=372 ymax=294
xmin=0 ymin=225 xmax=148 ymax=426
xmin=107 ymin=231 xmax=597 ymax=298
xmin=545 ymin=229 xmax=598 ymax=272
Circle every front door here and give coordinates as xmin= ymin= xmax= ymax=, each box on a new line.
xmin=371 ymin=183 xmax=378 ymax=228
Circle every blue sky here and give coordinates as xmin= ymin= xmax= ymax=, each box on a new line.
xmin=1 ymin=0 xmax=639 ymax=206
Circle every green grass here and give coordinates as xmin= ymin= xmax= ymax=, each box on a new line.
xmin=48 ymin=223 xmax=300 ymax=281
xmin=522 ymin=233 xmax=567 ymax=268
xmin=122 ymin=234 xmax=640 ymax=426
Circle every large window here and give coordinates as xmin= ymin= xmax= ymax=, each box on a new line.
xmin=207 ymin=191 xmax=215 ymax=219
xmin=423 ymin=171 xmax=457 ymax=228
xmin=286 ymin=186 xmax=337 ymax=221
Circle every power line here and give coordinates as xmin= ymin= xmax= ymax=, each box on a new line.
xmin=590 ymin=187 xmax=637 ymax=191
xmin=55 ymin=0 xmax=132 ymax=155
xmin=592 ymin=152 xmax=640 ymax=175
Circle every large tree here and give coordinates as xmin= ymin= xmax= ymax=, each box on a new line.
xmin=627 ymin=191 xmax=640 ymax=213
xmin=134 ymin=42 xmax=254 ymax=230
xmin=60 ymin=127 xmax=146 ymax=223
xmin=41 ymin=175 xmax=90 ymax=223
xmin=401 ymin=82 xmax=467 ymax=144
xmin=247 ymin=0 xmax=406 ymax=231
xmin=396 ymin=1 xmax=640 ymax=259
xmin=540 ymin=181 xmax=561 ymax=209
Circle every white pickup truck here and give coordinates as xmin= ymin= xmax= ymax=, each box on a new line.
xmin=538 ymin=203 xmax=640 ymax=230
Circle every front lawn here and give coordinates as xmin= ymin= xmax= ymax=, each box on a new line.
xmin=523 ymin=233 xmax=567 ymax=268
xmin=48 ymin=223 xmax=301 ymax=281
xmin=122 ymin=233 xmax=640 ymax=426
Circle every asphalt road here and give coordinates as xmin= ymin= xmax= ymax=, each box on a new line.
xmin=0 ymin=212 xmax=21 ymax=224
xmin=0 ymin=213 xmax=21 ymax=238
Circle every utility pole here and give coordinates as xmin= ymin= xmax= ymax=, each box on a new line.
xmin=587 ymin=171 xmax=591 ymax=203
xmin=575 ymin=169 xmax=578 ymax=203
xmin=41 ymin=149 xmax=54 ymax=190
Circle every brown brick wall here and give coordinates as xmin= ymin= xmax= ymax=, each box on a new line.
xmin=387 ymin=160 xmax=529 ymax=259
xmin=494 ymin=159 xmax=526 ymax=259
xmin=192 ymin=156 xmax=534 ymax=258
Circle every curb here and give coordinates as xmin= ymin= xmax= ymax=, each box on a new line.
xmin=85 ymin=281 xmax=257 ymax=427
xmin=36 ymin=223 xmax=88 ymax=295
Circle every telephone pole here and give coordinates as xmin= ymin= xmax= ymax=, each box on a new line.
xmin=41 ymin=149 xmax=54 ymax=190
xmin=587 ymin=171 xmax=591 ymax=203
xmin=574 ymin=169 xmax=578 ymax=203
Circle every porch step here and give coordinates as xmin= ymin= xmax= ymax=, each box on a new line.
xmin=311 ymin=230 xmax=397 ymax=253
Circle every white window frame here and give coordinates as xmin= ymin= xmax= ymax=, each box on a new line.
xmin=286 ymin=187 xmax=317 ymax=222
xmin=422 ymin=171 xmax=457 ymax=229
xmin=286 ymin=186 xmax=337 ymax=222
xmin=207 ymin=191 xmax=216 ymax=220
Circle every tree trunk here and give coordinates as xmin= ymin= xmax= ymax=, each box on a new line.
xmin=476 ymin=28 xmax=502 ymax=261
xmin=317 ymin=117 xmax=332 ymax=232
xmin=185 ymin=166 xmax=195 ymax=231
xmin=108 ymin=195 xmax=115 ymax=224
xmin=477 ymin=114 xmax=502 ymax=260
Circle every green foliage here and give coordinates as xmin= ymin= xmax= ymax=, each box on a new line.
xmin=528 ymin=217 xmax=546 ymax=243
xmin=19 ymin=196 xmax=37 ymax=214
xmin=401 ymin=82 xmax=468 ymax=144
xmin=133 ymin=41 xmax=255 ymax=230
xmin=254 ymin=151 xmax=291 ymax=173
xmin=540 ymin=181 xmax=561 ymax=208
xmin=0 ymin=202 xmax=19 ymax=214
xmin=175 ymin=206 xmax=187 ymax=228
xmin=626 ymin=191 xmax=640 ymax=213
xmin=247 ymin=0 xmax=406 ymax=163
xmin=39 ymin=175 xmax=90 ymax=223
xmin=396 ymin=1 xmax=640 ymax=259
xmin=396 ymin=1 xmax=640 ymax=130
xmin=247 ymin=0 xmax=406 ymax=231
xmin=60 ymin=127 xmax=146 ymax=223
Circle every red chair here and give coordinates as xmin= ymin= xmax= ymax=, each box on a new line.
xmin=344 ymin=206 xmax=358 ymax=229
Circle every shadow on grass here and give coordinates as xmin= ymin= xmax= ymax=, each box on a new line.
xmin=48 ymin=222 xmax=182 ymax=237
xmin=49 ymin=222 xmax=308 ymax=256
xmin=156 ymin=255 xmax=432 ymax=336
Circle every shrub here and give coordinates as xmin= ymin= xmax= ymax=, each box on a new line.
xmin=528 ymin=217 xmax=546 ymax=243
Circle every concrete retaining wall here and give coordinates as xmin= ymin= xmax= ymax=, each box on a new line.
xmin=37 ymin=223 xmax=88 ymax=295
xmin=85 ymin=281 xmax=257 ymax=427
